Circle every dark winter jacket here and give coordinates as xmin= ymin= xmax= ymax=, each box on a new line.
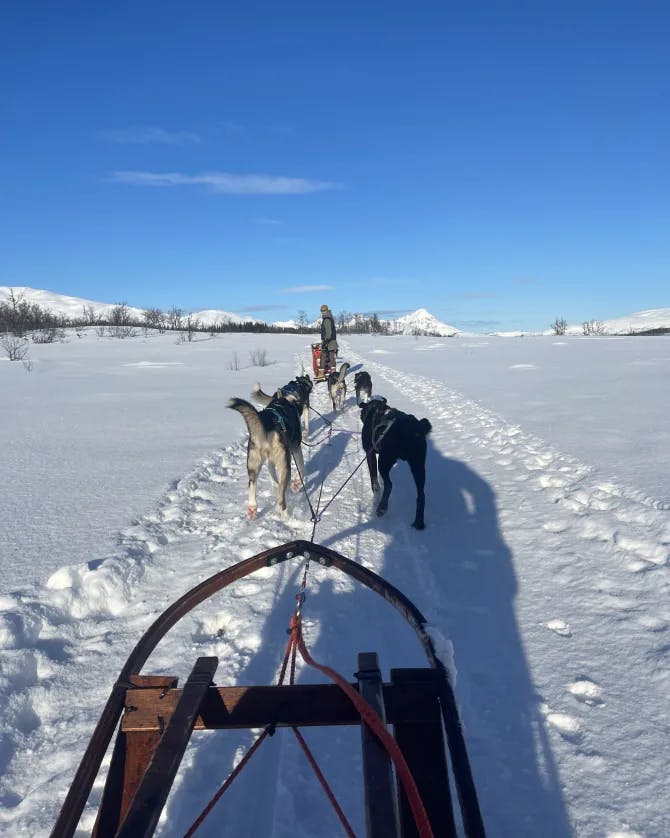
xmin=320 ymin=309 xmax=338 ymax=352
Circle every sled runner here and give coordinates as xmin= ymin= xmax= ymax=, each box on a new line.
xmin=51 ymin=541 xmax=485 ymax=838
xmin=311 ymin=342 xmax=335 ymax=381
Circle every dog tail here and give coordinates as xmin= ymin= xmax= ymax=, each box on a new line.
xmin=228 ymin=398 xmax=265 ymax=438
xmin=251 ymin=383 xmax=273 ymax=406
xmin=419 ymin=418 xmax=432 ymax=437
xmin=336 ymin=362 xmax=350 ymax=385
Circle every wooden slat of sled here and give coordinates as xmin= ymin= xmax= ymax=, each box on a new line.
xmin=121 ymin=681 xmax=441 ymax=731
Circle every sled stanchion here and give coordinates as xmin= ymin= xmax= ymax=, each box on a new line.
xmin=116 ymin=657 xmax=219 ymax=838
xmin=357 ymin=653 xmax=398 ymax=838
xmin=391 ymin=668 xmax=456 ymax=838
xmin=93 ymin=674 xmax=180 ymax=835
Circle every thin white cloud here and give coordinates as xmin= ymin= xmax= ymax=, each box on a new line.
xmin=104 ymin=127 xmax=200 ymax=145
xmin=254 ymin=217 xmax=282 ymax=225
xmin=281 ymin=284 xmax=335 ymax=294
xmin=109 ymin=170 xmax=338 ymax=194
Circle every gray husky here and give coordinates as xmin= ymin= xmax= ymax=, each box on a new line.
xmin=228 ymin=396 xmax=305 ymax=519
xmin=327 ymin=362 xmax=350 ymax=411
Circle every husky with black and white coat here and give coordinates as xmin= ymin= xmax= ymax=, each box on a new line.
xmin=326 ymin=362 xmax=350 ymax=411
xmin=252 ymin=373 xmax=313 ymax=438
xmin=228 ymin=395 xmax=306 ymax=519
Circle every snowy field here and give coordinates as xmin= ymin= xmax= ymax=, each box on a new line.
xmin=1 ymin=330 xmax=669 ymax=837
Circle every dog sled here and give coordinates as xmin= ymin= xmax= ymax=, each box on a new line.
xmin=311 ymin=342 xmax=335 ymax=382
xmin=51 ymin=540 xmax=485 ymax=838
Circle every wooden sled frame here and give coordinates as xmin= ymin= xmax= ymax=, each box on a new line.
xmin=311 ymin=342 xmax=335 ymax=382
xmin=51 ymin=540 xmax=485 ymax=838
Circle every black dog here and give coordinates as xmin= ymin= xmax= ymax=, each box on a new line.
xmin=354 ymin=370 xmax=372 ymax=406
xmin=360 ymin=397 xmax=431 ymax=529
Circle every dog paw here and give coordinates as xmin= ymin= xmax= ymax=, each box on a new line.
xmin=376 ymin=505 xmax=387 ymax=517
xmin=411 ymin=520 xmax=425 ymax=530
xmin=247 ymin=507 xmax=257 ymax=520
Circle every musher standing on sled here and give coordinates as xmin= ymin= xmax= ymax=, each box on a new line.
xmin=319 ymin=304 xmax=338 ymax=372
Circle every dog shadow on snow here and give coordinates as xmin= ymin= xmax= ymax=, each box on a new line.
xmin=313 ymin=438 xmax=573 ymax=837
xmin=162 ymin=436 xmax=572 ymax=836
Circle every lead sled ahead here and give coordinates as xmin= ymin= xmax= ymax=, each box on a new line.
xmin=311 ymin=342 xmax=336 ymax=382
xmin=52 ymin=540 xmax=486 ymax=838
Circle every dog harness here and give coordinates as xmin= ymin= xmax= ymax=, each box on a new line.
xmin=371 ymin=409 xmax=399 ymax=453
xmin=279 ymin=381 xmax=299 ymax=400
xmin=266 ymin=406 xmax=287 ymax=433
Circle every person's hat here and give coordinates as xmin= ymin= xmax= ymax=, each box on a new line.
xmin=320 ymin=304 xmax=328 ymax=312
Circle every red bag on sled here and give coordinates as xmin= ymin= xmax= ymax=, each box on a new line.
xmin=311 ymin=342 xmax=333 ymax=380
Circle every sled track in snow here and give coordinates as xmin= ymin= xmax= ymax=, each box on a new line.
xmin=344 ymin=341 xmax=670 ymax=575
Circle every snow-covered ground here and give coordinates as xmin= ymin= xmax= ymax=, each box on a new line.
xmin=1 ymin=330 xmax=669 ymax=837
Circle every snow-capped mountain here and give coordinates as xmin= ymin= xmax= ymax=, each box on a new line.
xmin=189 ymin=308 xmax=261 ymax=326
xmin=567 ymin=308 xmax=670 ymax=335
xmin=390 ymin=308 xmax=459 ymax=336
xmin=0 ymin=286 xmax=148 ymax=321
xmin=0 ymin=287 xmax=254 ymax=326
xmin=526 ymin=308 xmax=670 ymax=337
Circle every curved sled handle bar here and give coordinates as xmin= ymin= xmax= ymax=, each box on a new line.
xmin=51 ymin=540 xmax=485 ymax=838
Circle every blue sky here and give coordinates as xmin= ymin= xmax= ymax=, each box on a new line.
xmin=2 ymin=1 xmax=668 ymax=331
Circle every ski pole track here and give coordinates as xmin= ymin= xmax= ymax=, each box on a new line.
xmin=344 ymin=341 xmax=670 ymax=838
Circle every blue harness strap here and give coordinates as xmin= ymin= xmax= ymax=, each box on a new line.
xmin=280 ymin=381 xmax=299 ymax=399
xmin=266 ymin=406 xmax=287 ymax=433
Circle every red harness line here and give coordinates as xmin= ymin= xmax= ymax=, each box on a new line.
xmin=183 ymin=615 xmax=433 ymax=838
xmin=292 ymin=615 xmax=434 ymax=838
xmin=183 ymin=617 xmax=356 ymax=837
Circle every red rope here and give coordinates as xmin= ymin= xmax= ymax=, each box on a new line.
xmin=185 ymin=617 xmax=356 ymax=837
xmin=185 ymin=624 xmax=298 ymax=836
xmin=183 ymin=729 xmax=269 ymax=837
xmin=291 ymin=726 xmax=356 ymax=838
xmin=292 ymin=616 xmax=435 ymax=838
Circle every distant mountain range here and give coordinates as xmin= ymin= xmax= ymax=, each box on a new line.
xmin=0 ymin=287 xmax=460 ymax=335
xmin=1 ymin=286 xmax=668 ymax=336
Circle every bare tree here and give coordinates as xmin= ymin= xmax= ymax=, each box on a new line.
xmin=551 ymin=317 xmax=568 ymax=336
xmin=226 ymin=352 xmax=241 ymax=370
xmin=142 ymin=308 xmax=165 ymax=332
xmin=582 ymin=319 xmax=605 ymax=336
xmin=249 ymin=348 xmax=271 ymax=367
xmin=185 ymin=313 xmax=200 ymax=342
xmin=106 ymin=302 xmax=134 ymax=337
xmin=337 ymin=310 xmax=351 ymax=332
xmin=1 ymin=333 xmax=30 ymax=361
xmin=167 ymin=306 xmax=183 ymax=331
xmin=82 ymin=304 xmax=98 ymax=325
xmin=296 ymin=310 xmax=308 ymax=331
xmin=109 ymin=302 xmax=131 ymax=326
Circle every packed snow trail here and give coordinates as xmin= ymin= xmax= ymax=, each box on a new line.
xmin=0 ymin=344 xmax=668 ymax=836
xmin=344 ymin=340 xmax=669 ymax=838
